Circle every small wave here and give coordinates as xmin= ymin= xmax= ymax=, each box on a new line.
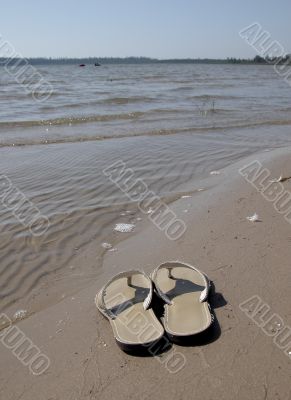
xmin=2 ymin=119 xmax=291 ymax=148
xmin=188 ymin=94 xmax=240 ymax=101
xmin=0 ymin=111 xmax=145 ymax=129
xmin=98 ymin=96 xmax=155 ymax=105
xmin=170 ymin=86 xmax=194 ymax=92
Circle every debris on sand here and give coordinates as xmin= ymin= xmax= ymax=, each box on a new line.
xmin=13 ymin=310 xmax=27 ymax=321
xmin=246 ymin=213 xmax=260 ymax=222
xmin=114 ymin=223 xmax=135 ymax=233
xmin=101 ymin=242 xmax=113 ymax=249
xmin=270 ymin=176 xmax=291 ymax=183
xmin=269 ymin=176 xmax=283 ymax=183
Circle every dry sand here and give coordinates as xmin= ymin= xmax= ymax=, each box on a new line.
xmin=1 ymin=147 xmax=291 ymax=400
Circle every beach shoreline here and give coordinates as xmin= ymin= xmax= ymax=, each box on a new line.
xmin=1 ymin=145 xmax=291 ymax=399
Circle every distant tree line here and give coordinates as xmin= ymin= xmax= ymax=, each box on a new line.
xmin=252 ymin=55 xmax=291 ymax=64
xmin=0 ymin=55 xmax=290 ymax=66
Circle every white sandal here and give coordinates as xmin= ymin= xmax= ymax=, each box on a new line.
xmin=151 ymin=261 xmax=213 ymax=339
xmin=95 ymin=270 xmax=164 ymax=351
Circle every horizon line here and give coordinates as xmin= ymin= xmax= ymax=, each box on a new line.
xmin=0 ymin=56 xmax=265 ymax=60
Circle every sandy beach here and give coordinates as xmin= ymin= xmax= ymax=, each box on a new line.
xmin=1 ymin=146 xmax=290 ymax=400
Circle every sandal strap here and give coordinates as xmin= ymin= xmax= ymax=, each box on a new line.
xmin=151 ymin=261 xmax=210 ymax=305
xmin=97 ymin=270 xmax=153 ymax=319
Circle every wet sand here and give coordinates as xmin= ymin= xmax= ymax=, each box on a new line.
xmin=1 ymin=146 xmax=291 ymax=400
xmin=3 ymin=127 xmax=289 ymax=316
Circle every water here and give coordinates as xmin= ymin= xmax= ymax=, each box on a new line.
xmin=1 ymin=63 xmax=291 ymax=312
xmin=1 ymin=63 xmax=291 ymax=146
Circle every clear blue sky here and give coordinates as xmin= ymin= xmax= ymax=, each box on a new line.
xmin=0 ymin=0 xmax=290 ymax=58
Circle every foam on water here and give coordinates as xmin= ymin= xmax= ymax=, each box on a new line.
xmin=114 ymin=223 xmax=135 ymax=233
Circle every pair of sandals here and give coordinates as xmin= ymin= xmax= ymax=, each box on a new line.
xmin=95 ymin=261 xmax=213 ymax=351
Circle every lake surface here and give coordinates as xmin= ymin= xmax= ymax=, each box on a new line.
xmin=1 ymin=63 xmax=291 ymax=146
xmin=1 ymin=63 xmax=291 ymax=312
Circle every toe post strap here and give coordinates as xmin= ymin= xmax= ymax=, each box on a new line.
xmin=151 ymin=261 xmax=210 ymax=304
xmin=97 ymin=270 xmax=153 ymax=319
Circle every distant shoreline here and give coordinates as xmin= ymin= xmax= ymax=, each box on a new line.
xmin=1 ymin=56 xmax=290 ymax=66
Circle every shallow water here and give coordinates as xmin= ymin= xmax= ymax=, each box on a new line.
xmin=1 ymin=63 xmax=291 ymax=312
